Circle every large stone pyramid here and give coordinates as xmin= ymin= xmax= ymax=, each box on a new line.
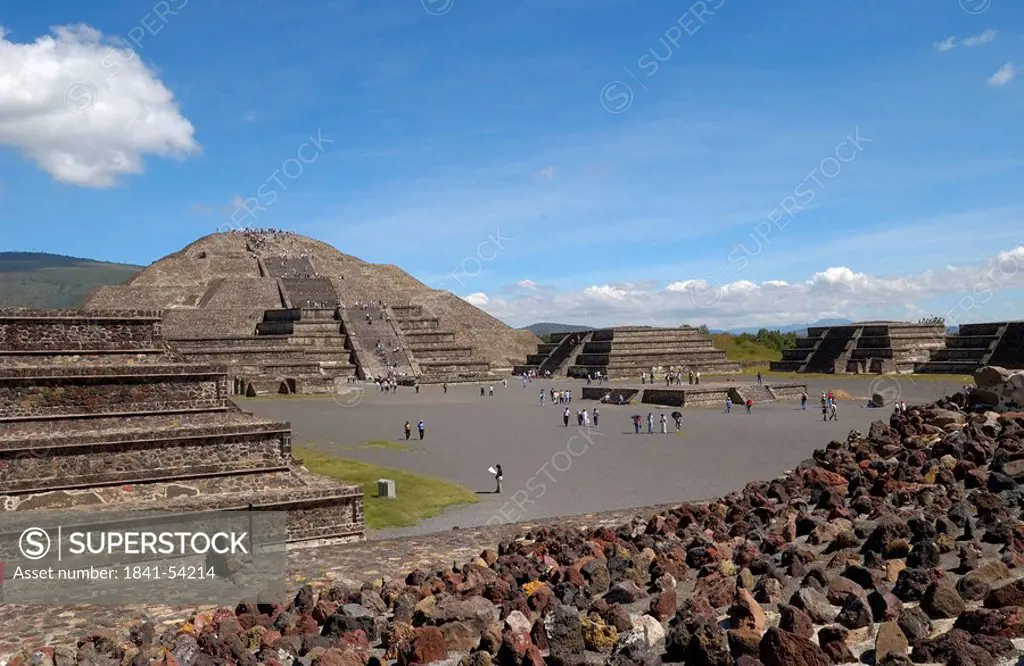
xmin=85 ymin=231 xmax=539 ymax=391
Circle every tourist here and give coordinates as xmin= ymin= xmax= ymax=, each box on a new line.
xmin=725 ymin=397 xmax=732 ymax=414
xmin=404 ymin=421 xmax=412 ymax=440
xmin=480 ymin=386 xmax=486 ymax=397
xmin=502 ymin=378 xmax=507 ymax=389
xmin=488 ymin=385 xmax=494 ymax=396
xmin=800 ymin=392 xmax=808 ymax=410
xmin=829 ymin=402 xmax=838 ymax=421
xmin=415 ymin=384 xmax=419 ymax=394
xmin=674 ymin=414 xmax=682 ymax=431
xmin=647 ymin=412 xmax=654 ymax=434
xmin=443 ymin=383 xmax=448 ymax=394
xmin=418 ymin=420 xmax=426 ymax=439
xmin=563 ymin=407 xmax=570 ymax=427
xmin=494 ymin=464 xmax=503 ymax=494
xmin=617 ymin=394 xmax=625 ymax=405
xmin=567 ymin=389 xmax=572 ymax=403
xmin=539 ymin=390 xmax=545 ymax=405
xmin=757 ymin=371 xmax=762 ymax=386
xmin=899 ymin=400 xmax=907 ymax=414
xmin=688 ymin=370 xmax=694 ymax=385
xmin=582 ymin=409 xmax=590 ymax=427
xmin=695 ymin=371 xmax=701 ymax=385
xmin=593 ymin=408 xmax=600 ymax=428
xmin=660 ymin=413 xmax=667 ymax=434
xmin=522 ymin=376 xmax=527 ymax=388
xmin=641 ymin=371 xmax=646 ymax=385
xmin=746 ymin=398 xmax=753 ymax=414
xmin=576 ymin=409 xmax=583 ymax=426
xmin=632 ymin=414 xmax=642 ymax=434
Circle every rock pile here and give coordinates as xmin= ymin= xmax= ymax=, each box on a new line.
xmin=7 ymin=385 xmax=1024 ymax=665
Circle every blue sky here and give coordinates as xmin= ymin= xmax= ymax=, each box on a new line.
xmin=0 ymin=0 xmax=1022 ymax=327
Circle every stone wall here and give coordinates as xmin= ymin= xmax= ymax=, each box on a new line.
xmin=0 ymin=367 xmax=226 ymax=419
xmin=0 ymin=432 xmax=289 ymax=493
xmin=0 ymin=310 xmax=162 ymax=351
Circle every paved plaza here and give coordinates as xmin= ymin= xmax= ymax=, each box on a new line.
xmin=241 ymin=373 xmax=964 ymax=538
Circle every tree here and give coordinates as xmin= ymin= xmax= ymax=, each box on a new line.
xmin=698 ymin=324 xmax=710 ymax=334
xmin=918 ymin=315 xmax=945 ymax=326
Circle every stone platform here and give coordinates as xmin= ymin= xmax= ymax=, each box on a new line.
xmin=771 ymin=321 xmax=946 ymax=374
xmin=581 ymin=381 xmax=806 ymax=407
xmin=0 ymin=309 xmax=364 ymax=542
xmin=515 ymin=327 xmax=740 ymax=378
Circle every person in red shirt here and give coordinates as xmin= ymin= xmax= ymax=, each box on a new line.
xmin=746 ymin=399 xmax=753 ymax=414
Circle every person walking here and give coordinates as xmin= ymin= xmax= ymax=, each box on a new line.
xmin=539 ymin=390 xmax=545 ymax=405
xmin=725 ymin=397 xmax=732 ymax=414
xmin=745 ymin=398 xmax=753 ymax=414
xmin=632 ymin=414 xmax=641 ymax=434
xmin=593 ymin=408 xmax=600 ymax=428
xmin=756 ymin=371 xmax=762 ymax=386
xmin=660 ymin=413 xmax=667 ymax=434
xmin=800 ymin=392 xmax=807 ymax=410
xmin=641 ymin=371 xmax=647 ymax=385
xmin=582 ymin=409 xmax=590 ymax=427
xmin=563 ymin=407 xmax=570 ymax=427
xmin=821 ymin=400 xmax=829 ymax=422
xmin=674 ymin=414 xmax=683 ymax=431
xmin=695 ymin=371 xmax=701 ymax=385
xmin=489 ymin=385 xmax=494 ymax=396
xmin=647 ymin=412 xmax=654 ymax=434
xmin=829 ymin=402 xmax=838 ymax=421
xmin=417 ymin=420 xmax=425 ymax=439
xmin=576 ymin=409 xmax=583 ymax=426
xmin=494 ymin=464 xmax=503 ymax=494
xmin=404 ymin=421 xmax=412 ymax=440
xmin=443 ymin=382 xmax=448 ymax=394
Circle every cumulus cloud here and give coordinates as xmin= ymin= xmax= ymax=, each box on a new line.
xmin=459 ymin=246 xmax=1024 ymax=329
xmin=962 ymin=29 xmax=997 ymax=47
xmin=988 ymin=63 xmax=1015 ymax=87
xmin=0 ymin=24 xmax=199 ymax=188
xmin=934 ymin=37 xmax=956 ymax=52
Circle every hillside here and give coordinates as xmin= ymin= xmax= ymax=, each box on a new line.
xmin=0 ymin=252 xmax=141 ymax=308
xmin=522 ymin=322 xmax=595 ymax=336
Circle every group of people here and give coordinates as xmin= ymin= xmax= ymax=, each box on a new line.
xmin=403 ymin=420 xmax=426 ymax=440
xmin=820 ymin=391 xmax=839 ymax=421
xmin=643 ymin=370 xmax=702 ymax=385
xmin=563 ymin=407 xmax=599 ymax=427
xmin=479 ymin=380 xmax=508 ymax=396
xmin=724 ymin=397 xmax=755 ymax=414
xmin=632 ymin=412 xmax=683 ymax=434
xmin=541 ymin=388 xmax=573 ymax=404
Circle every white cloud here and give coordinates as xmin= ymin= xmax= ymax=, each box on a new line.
xmin=536 ymin=165 xmax=555 ymax=179
xmin=466 ymin=246 xmax=1024 ymax=329
xmin=988 ymin=63 xmax=1015 ymax=87
xmin=463 ymin=292 xmax=489 ymax=306
xmin=934 ymin=37 xmax=956 ymax=52
xmin=517 ymin=279 xmax=539 ymax=290
xmin=962 ymin=29 xmax=997 ymax=47
xmin=0 ymin=24 xmax=198 ymax=188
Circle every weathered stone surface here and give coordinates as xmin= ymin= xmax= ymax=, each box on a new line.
xmin=758 ymin=628 xmax=831 ymax=666
xmin=874 ymin=622 xmax=908 ymax=663
xmin=921 ymin=578 xmax=967 ymax=619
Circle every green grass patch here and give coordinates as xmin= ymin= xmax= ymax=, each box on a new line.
xmin=711 ymin=334 xmax=782 ymax=362
xmin=361 ymin=439 xmax=415 ymax=451
xmin=294 ymin=446 xmax=478 ymax=530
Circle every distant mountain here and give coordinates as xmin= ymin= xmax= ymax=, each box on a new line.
xmin=712 ymin=318 xmax=856 ymax=336
xmin=521 ymin=322 xmax=596 ymax=336
xmin=0 ymin=252 xmax=142 ymax=309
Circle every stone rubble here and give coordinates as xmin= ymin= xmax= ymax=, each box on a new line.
xmin=6 ymin=366 xmax=1024 ymax=665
